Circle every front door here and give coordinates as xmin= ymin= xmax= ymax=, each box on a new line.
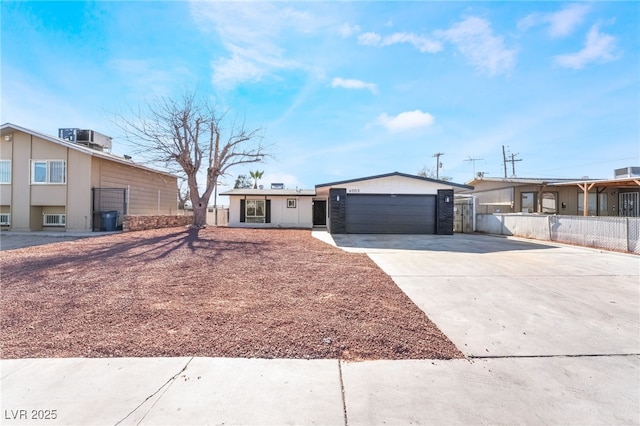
xmin=313 ymin=200 xmax=327 ymax=226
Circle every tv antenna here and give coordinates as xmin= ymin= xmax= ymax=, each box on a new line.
xmin=465 ymin=156 xmax=484 ymax=177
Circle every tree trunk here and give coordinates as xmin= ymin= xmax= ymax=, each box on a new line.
xmin=192 ymin=204 xmax=208 ymax=228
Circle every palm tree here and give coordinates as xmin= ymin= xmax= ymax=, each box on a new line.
xmin=250 ymin=170 xmax=264 ymax=189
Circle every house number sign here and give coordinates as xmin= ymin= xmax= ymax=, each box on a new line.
xmin=347 ymin=188 xmax=360 ymax=193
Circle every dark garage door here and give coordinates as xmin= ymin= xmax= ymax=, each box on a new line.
xmin=346 ymin=194 xmax=436 ymax=234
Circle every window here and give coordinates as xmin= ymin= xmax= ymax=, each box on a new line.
xmin=0 ymin=160 xmax=10 ymax=184
xmin=541 ymin=192 xmax=557 ymax=214
xmin=246 ymin=199 xmax=265 ymax=223
xmin=43 ymin=214 xmax=66 ymax=226
xmin=577 ymin=193 xmax=607 ymax=216
xmin=287 ymin=199 xmax=297 ymax=208
xmin=31 ymin=160 xmax=66 ymax=184
xmin=521 ymin=192 xmax=536 ymax=213
xmin=0 ymin=213 xmax=10 ymax=225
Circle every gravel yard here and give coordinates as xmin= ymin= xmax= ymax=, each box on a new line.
xmin=0 ymin=228 xmax=462 ymax=360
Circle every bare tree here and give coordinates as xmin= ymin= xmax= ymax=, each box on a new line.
xmin=417 ymin=165 xmax=452 ymax=182
xmin=115 ymin=91 xmax=268 ymax=228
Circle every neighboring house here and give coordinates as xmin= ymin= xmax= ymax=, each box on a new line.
xmin=0 ymin=123 xmax=179 ymax=232
xmin=222 ymin=184 xmax=316 ymax=229
xmin=462 ymin=167 xmax=640 ymax=217
xmin=315 ymin=172 xmax=473 ymax=235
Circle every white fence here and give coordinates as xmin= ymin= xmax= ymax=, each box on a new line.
xmin=476 ymin=214 xmax=640 ymax=254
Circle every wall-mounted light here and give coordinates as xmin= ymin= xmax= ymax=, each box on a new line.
xmin=336 ymin=195 xmax=340 ymax=202
xmin=4 ymin=134 xmax=12 ymax=142
xmin=445 ymin=196 xmax=450 ymax=203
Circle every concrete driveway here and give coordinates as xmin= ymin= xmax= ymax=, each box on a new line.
xmin=326 ymin=232 xmax=640 ymax=424
xmin=1 ymin=232 xmax=638 ymax=425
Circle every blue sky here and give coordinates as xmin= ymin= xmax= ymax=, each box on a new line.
xmin=2 ymin=1 xmax=639 ymax=196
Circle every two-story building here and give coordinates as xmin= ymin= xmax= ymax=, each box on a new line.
xmin=0 ymin=123 xmax=179 ymax=232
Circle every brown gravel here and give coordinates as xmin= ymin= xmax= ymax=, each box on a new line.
xmin=0 ymin=228 xmax=463 ymax=360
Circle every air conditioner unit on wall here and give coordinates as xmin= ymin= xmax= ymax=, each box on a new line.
xmin=43 ymin=214 xmax=66 ymax=227
xmin=0 ymin=213 xmax=10 ymax=225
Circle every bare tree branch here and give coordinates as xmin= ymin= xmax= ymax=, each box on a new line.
xmin=113 ymin=90 xmax=270 ymax=227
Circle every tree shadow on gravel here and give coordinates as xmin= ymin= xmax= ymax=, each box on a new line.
xmin=1 ymin=228 xmax=266 ymax=282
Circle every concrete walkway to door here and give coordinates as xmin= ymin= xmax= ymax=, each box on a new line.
xmin=314 ymin=231 xmax=640 ymax=424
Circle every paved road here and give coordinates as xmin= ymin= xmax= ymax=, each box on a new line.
xmin=1 ymin=232 xmax=638 ymax=425
xmin=0 ymin=232 xmax=99 ymax=251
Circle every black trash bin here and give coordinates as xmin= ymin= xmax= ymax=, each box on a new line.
xmin=100 ymin=211 xmax=118 ymax=231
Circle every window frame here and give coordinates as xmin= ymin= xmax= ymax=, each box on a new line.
xmin=541 ymin=191 xmax=558 ymax=214
xmin=577 ymin=192 xmax=607 ymax=216
xmin=287 ymin=198 xmax=297 ymax=208
xmin=31 ymin=160 xmax=66 ymax=184
xmin=0 ymin=160 xmax=11 ymax=184
xmin=245 ymin=199 xmax=266 ymax=223
xmin=521 ymin=191 xmax=536 ymax=213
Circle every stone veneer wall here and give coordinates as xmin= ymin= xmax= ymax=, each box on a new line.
xmin=123 ymin=215 xmax=193 ymax=232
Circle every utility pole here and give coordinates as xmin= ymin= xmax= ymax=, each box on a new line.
xmin=502 ymin=145 xmax=508 ymax=178
xmin=465 ymin=156 xmax=484 ymax=178
xmin=502 ymin=145 xmax=523 ymax=177
xmin=432 ymin=152 xmax=445 ymax=180
xmin=508 ymin=153 xmax=522 ymax=177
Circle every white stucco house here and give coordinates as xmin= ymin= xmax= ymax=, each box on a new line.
xmin=222 ymin=172 xmax=473 ymax=234
xmin=221 ymin=186 xmax=317 ymax=229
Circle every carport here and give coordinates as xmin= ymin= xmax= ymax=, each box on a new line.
xmin=315 ymin=172 xmax=473 ymax=235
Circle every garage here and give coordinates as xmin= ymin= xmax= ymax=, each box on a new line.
xmin=315 ymin=172 xmax=473 ymax=235
xmin=346 ymin=194 xmax=436 ymax=234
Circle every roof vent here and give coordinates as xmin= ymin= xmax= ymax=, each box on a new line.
xmin=614 ymin=166 xmax=640 ymax=178
xmin=58 ymin=128 xmax=112 ymax=151
xmin=271 ymin=183 xmax=285 ymax=189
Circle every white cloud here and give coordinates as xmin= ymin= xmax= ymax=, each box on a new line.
xmin=190 ymin=2 xmax=323 ymax=90
xmin=518 ymin=3 xmax=590 ymax=38
xmin=358 ymin=31 xmax=442 ymax=53
xmin=554 ymin=24 xmax=619 ymax=69
xmin=358 ymin=32 xmax=383 ymax=46
xmin=436 ymin=17 xmax=516 ymax=75
xmin=331 ymin=77 xmax=378 ymax=94
xmin=338 ymin=22 xmax=360 ymax=38
xmin=376 ymin=110 xmax=435 ymax=132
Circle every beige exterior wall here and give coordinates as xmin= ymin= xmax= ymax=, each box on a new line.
xmin=7 ymin=131 xmax=32 ymax=231
xmin=472 ymin=182 xmax=617 ymax=216
xmin=1 ymin=128 xmax=178 ymax=231
xmin=93 ymin=158 xmax=177 ymax=215
xmin=67 ymin=149 xmax=93 ymax=231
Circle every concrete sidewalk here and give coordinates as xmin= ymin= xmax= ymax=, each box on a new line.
xmin=2 ymin=355 xmax=638 ymax=425
xmin=2 ymin=232 xmax=639 ymax=425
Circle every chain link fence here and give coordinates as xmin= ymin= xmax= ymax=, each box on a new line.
xmin=477 ymin=214 xmax=640 ymax=254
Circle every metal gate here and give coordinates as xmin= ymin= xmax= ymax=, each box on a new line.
xmin=620 ymin=192 xmax=639 ymax=217
xmin=454 ymin=199 xmax=473 ymax=233
xmin=92 ymin=188 xmax=127 ymax=231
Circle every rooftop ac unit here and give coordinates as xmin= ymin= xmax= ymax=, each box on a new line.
xmin=58 ymin=128 xmax=112 ymax=151
xmin=614 ymin=166 xmax=640 ymax=179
